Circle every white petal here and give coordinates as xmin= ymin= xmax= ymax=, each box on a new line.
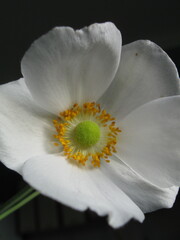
xmin=118 ymin=96 xmax=180 ymax=187
xmin=22 ymin=154 xmax=144 ymax=228
xmin=21 ymin=22 xmax=121 ymax=114
xmin=0 ymin=79 xmax=60 ymax=172
xmin=101 ymin=155 xmax=179 ymax=213
xmin=99 ymin=40 xmax=179 ymax=119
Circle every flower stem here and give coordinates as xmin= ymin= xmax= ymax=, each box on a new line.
xmin=0 ymin=185 xmax=40 ymax=220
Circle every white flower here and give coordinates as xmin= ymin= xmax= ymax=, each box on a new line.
xmin=0 ymin=22 xmax=180 ymax=228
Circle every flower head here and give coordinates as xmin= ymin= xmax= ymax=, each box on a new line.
xmin=0 ymin=22 xmax=180 ymax=228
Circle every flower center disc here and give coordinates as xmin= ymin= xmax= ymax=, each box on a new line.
xmin=73 ymin=120 xmax=100 ymax=149
xmin=53 ymin=102 xmax=122 ymax=167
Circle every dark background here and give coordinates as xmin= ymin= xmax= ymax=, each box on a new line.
xmin=0 ymin=0 xmax=180 ymax=239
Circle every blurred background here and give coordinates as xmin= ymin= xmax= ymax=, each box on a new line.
xmin=0 ymin=0 xmax=180 ymax=239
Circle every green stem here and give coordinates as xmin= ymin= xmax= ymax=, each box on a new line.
xmin=0 ymin=186 xmax=34 ymax=213
xmin=0 ymin=186 xmax=40 ymax=221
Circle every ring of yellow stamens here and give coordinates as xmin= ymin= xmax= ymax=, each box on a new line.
xmin=53 ymin=102 xmax=121 ymax=167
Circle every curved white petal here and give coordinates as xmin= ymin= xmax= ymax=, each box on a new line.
xmin=21 ymin=22 xmax=121 ymax=114
xmin=101 ymin=155 xmax=179 ymax=213
xmin=22 ymin=154 xmax=144 ymax=228
xmin=118 ymin=96 xmax=180 ymax=188
xmin=0 ymin=79 xmax=60 ymax=172
xmin=99 ymin=40 xmax=179 ymax=119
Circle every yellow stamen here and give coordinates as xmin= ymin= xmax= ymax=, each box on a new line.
xmin=53 ymin=143 xmax=59 ymax=146
xmin=52 ymin=102 xmax=121 ymax=168
xmin=105 ymin=160 xmax=111 ymax=163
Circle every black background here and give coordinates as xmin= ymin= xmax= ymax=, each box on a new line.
xmin=0 ymin=0 xmax=180 ymax=239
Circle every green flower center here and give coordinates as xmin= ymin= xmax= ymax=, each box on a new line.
xmin=73 ymin=120 xmax=101 ymax=149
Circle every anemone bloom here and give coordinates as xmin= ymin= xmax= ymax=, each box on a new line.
xmin=0 ymin=22 xmax=180 ymax=228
